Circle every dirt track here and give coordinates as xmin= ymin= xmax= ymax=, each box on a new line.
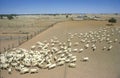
xmin=1 ymin=20 xmax=120 ymax=78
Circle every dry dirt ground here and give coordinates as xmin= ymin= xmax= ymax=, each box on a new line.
xmin=1 ymin=19 xmax=120 ymax=78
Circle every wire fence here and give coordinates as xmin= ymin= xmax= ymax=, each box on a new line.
xmin=0 ymin=22 xmax=58 ymax=53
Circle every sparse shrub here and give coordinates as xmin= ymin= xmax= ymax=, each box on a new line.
xmin=108 ymin=18 xmax=117 ymax=23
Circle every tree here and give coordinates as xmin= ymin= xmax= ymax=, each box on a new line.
xmin=7 ymin=15 xmax=14 ymax=20
xmin=108 ymin=18 xmax=117 ymax=23
xmin=66 ymin=15 xmax=68 ymax=18
xmin=0 ymin=15 xmax=3 ymax=19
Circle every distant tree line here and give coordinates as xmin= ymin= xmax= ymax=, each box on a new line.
xmin=0 ymin=14 xmax=17 ymax=20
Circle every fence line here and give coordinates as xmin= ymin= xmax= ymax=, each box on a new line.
xmin=0 ymin=22 xmax=59 ymax=53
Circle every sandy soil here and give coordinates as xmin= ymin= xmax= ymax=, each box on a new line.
xmin=1 ymin=20 xmax=120 ymax=78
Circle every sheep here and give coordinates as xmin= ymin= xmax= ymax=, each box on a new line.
xmin=84 ymin=44 xmax=89 ymax=49
xmin=68 ymin=42 xmax=72 ymax=47
xmin=70 ymin=58 xmax=77 ymax=63
xmin=30 ymin=68 xmax=38 ymax=73
xmin=102 ymin=46 xmax=106 ymax=50
xmin=36 ymin=41 xmax=44 ymax=46
xmin=65 ymin=59 xmax=70 ymax=63
xmin=31 ymin=45 xmax=36 ymax=50
xmin=79 ymin=48 xmax=83 ymax=53
xmin=68 ymin=48 xmax=72 ymax=52
xmin=51 ymin=43 xmax=55 ymax=47
xmin=92 ymin=46 xmax=96 ymax=51
xmin=20 ymin=67 xmax=29 ymax=74
xmin=15 ymin=66 xmax=22 ymax=71
xmin=60 ymin=54 xmax=65 ymax=58
xmin=69 ymin=63 xmax=76 ymax=68
xmin=48 ymin=64 xmax=56 ymax=69
xmin=81 ymin=39 xmax=86 ymax=43
xmin=56 ymin=51 xmax=63 ymax=55
xmin=71 ymin=56 xmax=76 ymax=59
xmin=74 ymin=42 xmax=79 ymax=46
xmin=73 ymin=49 xmax=78 ymax=52
xmin=38 ymin=63 xmax=44 ymax=68
xmin=42 ymin=43 xmax=49 ymax=50
xmin=107 ymin=45 xmax=113 ymax=51
xmin=114 ymin=39 xmax=118 ymax=43
xmin=54 ymin=56 xmax=58 ymax=61
xmin=57 ymin=61 xmax=65 ymax=66
xmin=8 ymin=67 xmax=12 ymax=74
xmin=67 ymin=39 xmax=71 ymax=42
xmin=91 ymin=44 xmax=96 ymax=51
xmin=108 ymin=40 xmax=113 ymax=44
xmin=0 ymin=55 xmax=6 ymax=63
xmin=106 ymin=38 xmax=110 ymax=42
xmin=2 ymin=63 xmax=9 ymax=69
xmin=51 ymin=47 xmax=59 ymax=53
xmin=81 ymin=57 xmax=89 ymax=62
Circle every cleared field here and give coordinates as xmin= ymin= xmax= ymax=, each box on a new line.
xmin=1 ymin=16 xmax=120 ymax=78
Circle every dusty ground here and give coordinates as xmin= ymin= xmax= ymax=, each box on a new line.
xmin=1 ymin=19 xmax=120 ymax=78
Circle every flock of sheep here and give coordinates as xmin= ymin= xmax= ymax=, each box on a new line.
xmin=0 ymin=26 xmax=120 ymax=74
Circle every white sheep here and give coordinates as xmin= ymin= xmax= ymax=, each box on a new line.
xmin=114 ymin=39 xmax=118 ymax=43
xmin=57 ymin=61 xmax=65 ymax=66
xmin=48 ymin=64 xmax=56 ymax=69
xmin=20 ymin=67 xmax=29 ymax=74
xmin=74 ymin=42 xmax=79 ymax=46
xmin=102 ymin=46 xmax=106 ymax=50
xmin=8 ymin=67 xmax=12 ymax=74
xmin=30 ymin=68 xmax=38 ymax=73
xmin=69 ymin=63 xmax=76 ymax=68
xmin=84 ymin=44 xmax=89 ymax=49
xmin=107 ymin=45 xmax=113 ymax=51
xmin=79 ymin=48 xmax=83 ymax=53
xmin=70 ymin=58 xmax=77 ymax=62
xmin=73 ymin=49 xmax=78 ymax=52
xmin=31 ymin=45 xmax=36 ymax=50
xmin=82 ymin=57 xmax=89 ymax=62
xmin=91 ymin=44 xmax=96 ymax=51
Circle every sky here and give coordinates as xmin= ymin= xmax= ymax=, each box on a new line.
xmin=0 ymin=0 xmax=120 ymax=14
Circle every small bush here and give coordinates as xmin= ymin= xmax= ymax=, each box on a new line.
xmin=108 ymin=18 xmax=117 ymax=23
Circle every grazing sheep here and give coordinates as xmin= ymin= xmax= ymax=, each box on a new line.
xmin=102 ymin=46 xmax=106 ymax=50
xmin=74 ymin=42 xmax=79 ymax=46
xmin=30 ymin=68 xmax=38 ymax=73
xmin=84 ymin=44 xmax=89 ymax=49
xmin=81 ymin=57 xmax=89 ymax=62
xmin=57 ymin=61 xmax=65 ymax=66
xmin=68 ymin=42 xmax=72 ymax=47
xmin=91 ymin=44 xmax=96 ymax=51
xmin=73 ymin=49 xmax=78 ymax=52
xmin=20 ymin=67 xmax=29 ymax=74
xmin=65 ymin=59 xmax=70 ymax=63
xmin=107 ymin=45 xmax=113 ymax=51
xmin=48 ymin=64 xmax=56 ymax=69
xmin=69 ymin=63 xmax=76 ymax=68
xmin=70 ymin=58 xmax=77 ymax=63
xmin=8 ymin=67 xmax=12 ymax=74
xmin=31 ymin=45 xmax=36 ymax=50
xmin=114 ymin=39 xmax=118 ymax=43
xmin=79 ymin=48 xmax=83 ymax=53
